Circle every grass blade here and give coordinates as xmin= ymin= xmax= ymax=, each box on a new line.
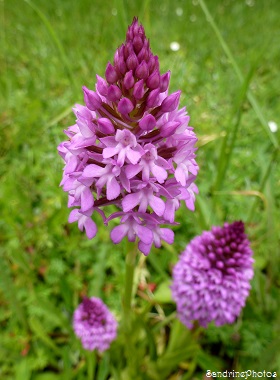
xmin=215 ymin=64 xmax=256 ymax=190
xmin=23 ymin=0 xmax=79 ymax=93
xmin=198 ymin=0 xmax=279 ymax=149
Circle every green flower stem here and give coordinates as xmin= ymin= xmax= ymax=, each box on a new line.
xmin=87 ymin=350 xmax=96 ymax=380
xmin=123 ymin=242 xmax=137 ymax=320
xmin=122 ymin=241 xmax=138 ymax=378
xmin=246 ymin=147 xmax=278 ymax=223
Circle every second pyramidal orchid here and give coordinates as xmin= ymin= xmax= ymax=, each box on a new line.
xmin=58 ymin=18 xmax=199 ymax=255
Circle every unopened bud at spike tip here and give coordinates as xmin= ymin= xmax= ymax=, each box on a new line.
xmin=146 ymin=71 xmax=160 ymax=89
xmin=139 ymin=114 xmax=157 ymax=131
xmin=146 ymin=89 xmax=160 ymax=108
xmin=123 ymin=70 xmax=135 ymax=89
xmin=83 ymin=86 xmax=102 ymax=111
xmin=105 ymin=62 xmax=118 ymax=84
xmin=133 ymin=79 xmax=145 ymax=100
xmin=97 ymin=118 xmax=115 ymax=134
xmin=96 ymin=75 xmax=108 ymax=96
xmin=160 ymin=121 xmax=180 ymax=137
xmin=160 ymin=91 xmax=181 ymax=113
xmin=126 ymin=52 xmax=138 ymax=71
xmin=160 ymin=71 xmax=170 ymax=92
xmin=133 ymin=35 xmax=143 ymax=54
xmin=135 ymin=60 xmax=149 ymax=80
xmin=107 ymin=85 xmax=122 ymax=102
xmin=117 ymin=97 xmax=134 ymax=115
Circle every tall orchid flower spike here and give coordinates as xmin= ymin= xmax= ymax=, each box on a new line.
xmin=58 ymin=17 xmax=199 ymax=255
xmin=171 ymin=221 xmax=254 ymax=328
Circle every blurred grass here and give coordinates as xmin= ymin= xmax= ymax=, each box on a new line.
xmin=1 ymin=0 xmax=280 ymax=378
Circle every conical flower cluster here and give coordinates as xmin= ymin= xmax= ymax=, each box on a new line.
xmin=73 ymin=297 xmax=118 ymax=352
xmin=58 ymin=17 xmax=199 ymax=255
xmin=171 ymin=221 xmax=254 ymax=328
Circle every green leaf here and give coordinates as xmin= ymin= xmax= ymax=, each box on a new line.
xmin=154 ymin=320 xmax=200 ymax=378
xmin=153 ymin=280 xmax=172 ymax=304
xmin=29 ymin=317 xmax=59 ymax=354
xmin=97 ymin=352 xmax=110 ymax=380
xmin=33 ymin=374 xmax=61 ymax=380
xmin=165 ymin=319 xmax=192 ymax=354
xmin=196 ymin=350 xmax=225 ymax=371
xmin=15 ymin=359 xmax=32 ymax=380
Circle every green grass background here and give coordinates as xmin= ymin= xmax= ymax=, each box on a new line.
xmin=1 ymin=0 xmax=280 ymax=379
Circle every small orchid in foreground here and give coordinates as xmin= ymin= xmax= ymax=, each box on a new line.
xmin=58 ymin=17 xmax=199 ymax=254
xmin=73 ymin=297 xmax=117 ymax=352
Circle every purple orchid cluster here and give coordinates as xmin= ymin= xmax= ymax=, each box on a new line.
xmin=58 ymin=17 xmax=199 ymax=255
xmin=171 ymin=221 xmax=254 ymax=328
xmin=73 ymin=297 xmax=118 ymax=352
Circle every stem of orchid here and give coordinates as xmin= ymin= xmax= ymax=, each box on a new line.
xmin=123 ymin=242 xmax=137 ymax=319
xmin=122 ymin=241 xmax=138 ymax=377
xmin=87 ymin=350 xmax=96 ymax=380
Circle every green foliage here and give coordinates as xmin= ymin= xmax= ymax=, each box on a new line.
xmin=1 ymin=0 xmax=280 ymax=378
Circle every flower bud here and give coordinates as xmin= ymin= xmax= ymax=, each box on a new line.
xmin=117 ymin=97 xmax=134 ymax=114
xmin=105 ymin=62 xmax=118 ymax=84
xmin=160 ymin=90 xmax=181 ymax=112
xmin=123 ymin=70 xmax=135 ymax=90
xmin=96 ymin=75 xmax=108 ymax=96
xmin=146 ymin=89 xmax=160 ymax=108
xmin=107 ymin=85 xmax=122 ymax=102
xmin=133 ymin=79 xmax=145 ymax=100
xmin=146 ymin=71 xmax=160 ymax=89
xmin=160 ymin=121 xmax=180 ymax=137
xmin=126 ymin=52 xmax=138 ymax=71
xmin=116 ymin=56 xmax=127 ymax=75
xmin=97 ymin=118 xmax=115 ymax=134
xmin=137 ymin=45 xmax=149 ymax=62
xmin=135 ymin=60 xmax=149 ymax=80
xmin=139 ymin=114 xmax=157 ymax=131
xmin=147 ymin=55 xmax=156 ymax=72
xmin=83 ymin=86 xmax=102 ymax=111
xmin=160 ymin=71 xmax=170 ymax=92
xmin=133 ymin=35 xmax=143 ymax=54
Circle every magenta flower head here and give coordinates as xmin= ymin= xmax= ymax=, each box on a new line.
xmin=73 ymin=297 xmax=118 ymax=352
xmin=58 ymin=17 xmax=199 ymax=255
xmin=171 ymin=221 xmax=254 ymax=328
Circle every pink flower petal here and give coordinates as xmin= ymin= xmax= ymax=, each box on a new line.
xmin=107 ymin=177 xmax=120 ymax=200
xmin=149 ymin=195 xmax=165 ymax=216
xmin=65 ymin=156 xmax=78 ymax=175
xmin=138 ymin=241 xmax=152 ymax=256
xmin=122 ymin=192 xmax=141 ymax=212
xmin=152 ymin=165 xmax=167 ymax=183
xmin=126 ymin=148 xmax=141 ymax=165
xmin=136 ymin=225 xmax=153 ymax=245
xmin=125 ymin=164 xmax=141 ymax=179
xmin=68 ymin=209 xmax=80 ymax=223
xmin=111 ymin=224 xmax=129 ymax=244
xmin=84 ymin=218 xmax=97 ymax=239
xmin=83 ymin=164 xmax=104 ymax=178
xmin=175 ymin=166 xmax=186 ymax=186
xmin=81 ymin=188 xmax=94 ymax=212
xmin=103 ymin=147 xmax=118 ymax=159
xmin=160 ymin=228 xmax=174 ymax=244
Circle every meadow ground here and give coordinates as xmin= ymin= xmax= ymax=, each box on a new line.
xmin=0 ymin=0 xmax=280 ymax=379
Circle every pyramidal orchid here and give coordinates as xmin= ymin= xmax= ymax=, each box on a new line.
xmin=73 ymin=297 xmax=118 ymax=352
xmin=171 ymin=221 xmax=254 ymax=328
xmin=58 ymin=17 xmax=199 ymax=255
